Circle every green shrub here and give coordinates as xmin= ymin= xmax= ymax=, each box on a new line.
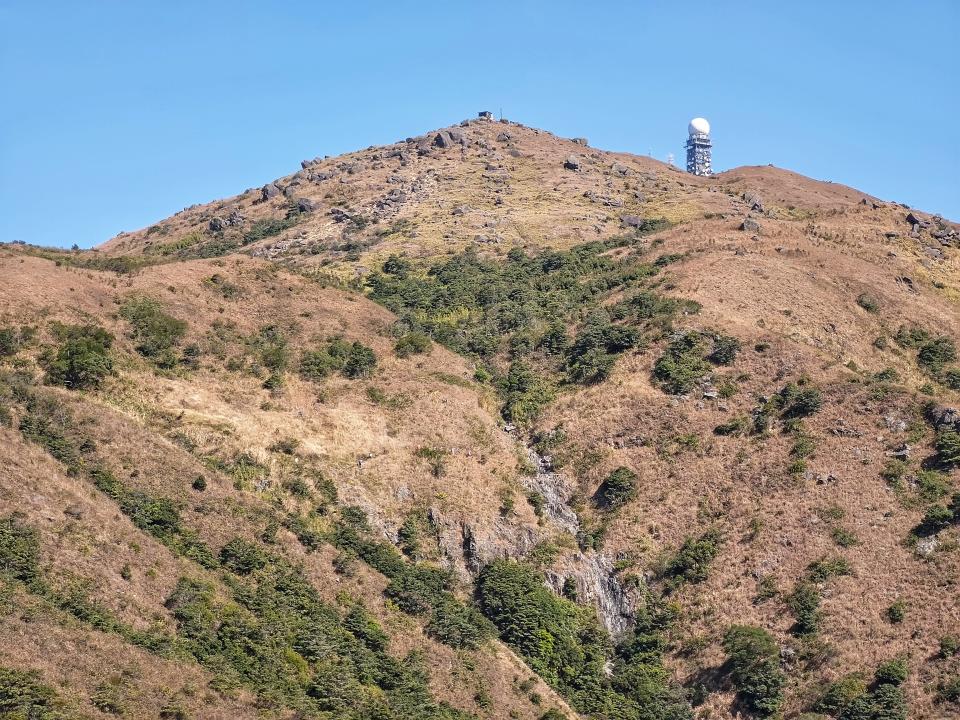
xmin=665 ymin=529 xmax=722 ymax=584
xmin=653 ymin=333 xmax=710 ymax=395
xmin=941 ymin=635 xmax=960 ymax=658
xmin=594 ymin=466 xmax=638 ymax=510
xmin=0 ymin=327 xmax=19 ymax=356
xmin=874 ymin=658 xmax=908 ymax=687
xmin=938 ymin=675 xmax=960 ymax=705
xmin=816 ymin=673 xmax=867 ymax=716
xmin=709 ymin=333 xmax=741 ymax=365
xmin=0 ymin=514 xmax=41 ymax=585
xmin=722 ymin=625 xmax=785 ymax=718
xmin=342 ymin=342 xmax=377 ymax=378
xmin=299 ymin=337 xmax=351 ymax=381
xmin=787 ymin=582 xmax=821 ymax=636
xmin=367 ymin=240 xmax=693 ymax=419
xmin=714 ymin=415 xmax=749 ymax=436
xmin=219 ymin=538 xmax=269 ymax=575
xmin=886 ymin=600 xmax=906 ymax=624
xmin=120 ymin=296 xmax=187 ymax=369
xmin=831 ymin=527 xmax=859 ymax=548
xmin=394 ymin=332 xmax=432 ymax=358
xmin=807 ymin=556 xmax=852 ymax=583
xmin=894 ymin=323 xmax=930 ymax=349
xmin=243 ymin=216 xmax=299 ymax=244
xmin=44 ymin=324 xmax=113 ymax=389
xmin=781 ymin=386 xmax=823 ymax=418
xmin=918 ymin=336 xmax=957 ymax=372
xmin=856 ymin=293 xmax=880 ymax=313
xmin=942 ymin=367 xmax=960 ymax=390
xmin=565 ymin=311 xmax=639 ymax=384
xmin=936 ymin=431 xmax=960 ymax=465
xmin=0 ymin=666 xmax=65 ymax=719
xmin=91 ymin=680 xmax=127 ymax=715
xmin=502 ymin=361 xmax=554 ymax=425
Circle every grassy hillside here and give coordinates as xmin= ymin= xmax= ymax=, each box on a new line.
xmin=2 ymin=117 xmax=959 ymax=719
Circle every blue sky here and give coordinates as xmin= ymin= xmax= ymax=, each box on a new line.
xmin=2 ymin=1 xmax=958 ymax=248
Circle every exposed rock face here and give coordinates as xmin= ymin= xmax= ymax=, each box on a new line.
xmin=208 ymin=216 xmax=226 ymax=232
xmin=519 ymin=445 xmax=635 ymax=634
xmin=563 ymin=155 xmax=582 ymax=171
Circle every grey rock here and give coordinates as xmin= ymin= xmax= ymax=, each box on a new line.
xmin=296 ymin=198 xmax=316 ymax=213
xmin=260 ymin=183 xmax=281 ymax=201
xmin=225 ymin=210 xmax=246 ymax=227
xmin=496 ymin=131 xmax=512 ymax=142
xmin=564 ymin=155 xmax=582 ymax=171
xmin=928 ymin=405 xmax=960 ymax=433
xmin=434 ymin=131 xmax=454 ymax=148
xmin=741 ymin=218 xmax=762 ymax=233
xmin=208 ymin=217 xmax=226 ymax=232
xmin=621 ymin=214 xmax=643 ymax=227
xmin=743 ymin=192 xmax=764 ymax=212
xmin=64 ymin=505 xmax=83 ymax=519
xmin=572 ymin=137 xmax=589 ymax=146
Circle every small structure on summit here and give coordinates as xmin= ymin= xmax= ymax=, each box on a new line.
xmin=685 ymin=117 xmax=713 ymax=176
xmin=478 ymin=110 xmax=493 ymax=119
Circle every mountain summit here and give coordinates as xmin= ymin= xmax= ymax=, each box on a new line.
xmin=2 ymin=117 xmax=959 ymax=720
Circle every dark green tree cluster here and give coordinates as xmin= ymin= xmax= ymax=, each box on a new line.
xmin=43 ymin=323 xmax=113 ymax=390
xmin=476 ymin=560 xmax=691 ymax=719
xmin=119 ymin=296 xmax=188 ymax=369
xmin=299 ymin=337 xmax=378 ymax=381
xmin=815 ymin=660 xmax=908 ymax=720
xmin=0 ymin=667 xmax=66 ymax=720
xmin=722 ymin=625 xmax=786 ymax=718
xmin=367 ymin=234 xmax=693 ymax=418
xmin=663 ymin=529 xmax=723 ymax=585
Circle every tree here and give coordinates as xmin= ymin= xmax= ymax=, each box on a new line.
xmin=44 ymin=325 xmax=113 ymax=390
xmin=594 ymin=467 xmax=638 ymax=510
xmin=722 ymin=625 xmax=785 ymax=718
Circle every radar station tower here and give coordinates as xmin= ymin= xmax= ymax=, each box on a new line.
xmin=685 ymin=117 xmax=712 ymax=176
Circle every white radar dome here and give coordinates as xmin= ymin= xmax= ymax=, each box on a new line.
xmin=688 ymin=117 xmax=710 ymax=136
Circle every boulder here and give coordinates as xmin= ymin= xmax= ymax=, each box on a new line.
xmin=572 ymin=137 xmax=589 ymax=146
xmin=433 ymin=131 xmax=454 ymax=148
xmin=621 ymin=215 xmax=643 ymax=228
xmin=225 ymin=210 xmax=246 ymax=227
xmin=928 ymin=405 xmax=960 ymax=433
xmin=741 ymin=218 xmax=762 ymax=233
xmin=563 ymin=155 xmax=582 ymax=171
xmin=208 ymin=217 xmax=226 ymax=232
xmin=742 ymin=192 xmax=764 ymax=212
xmin=296 ymin=198 xmax=316 ymax=213
xmin=448 ymin=128 xmax=465 ymax=144
xmin=260 ymin=183 xmax=281 ymax=201
xmin=905 ymin=212 xmax=927 ymax=228
xmin=496 ymin=131 xmax=512 ymax=142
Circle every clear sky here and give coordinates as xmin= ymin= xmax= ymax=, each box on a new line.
xmin=2 ymin=1 xmax=958 ymax=249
